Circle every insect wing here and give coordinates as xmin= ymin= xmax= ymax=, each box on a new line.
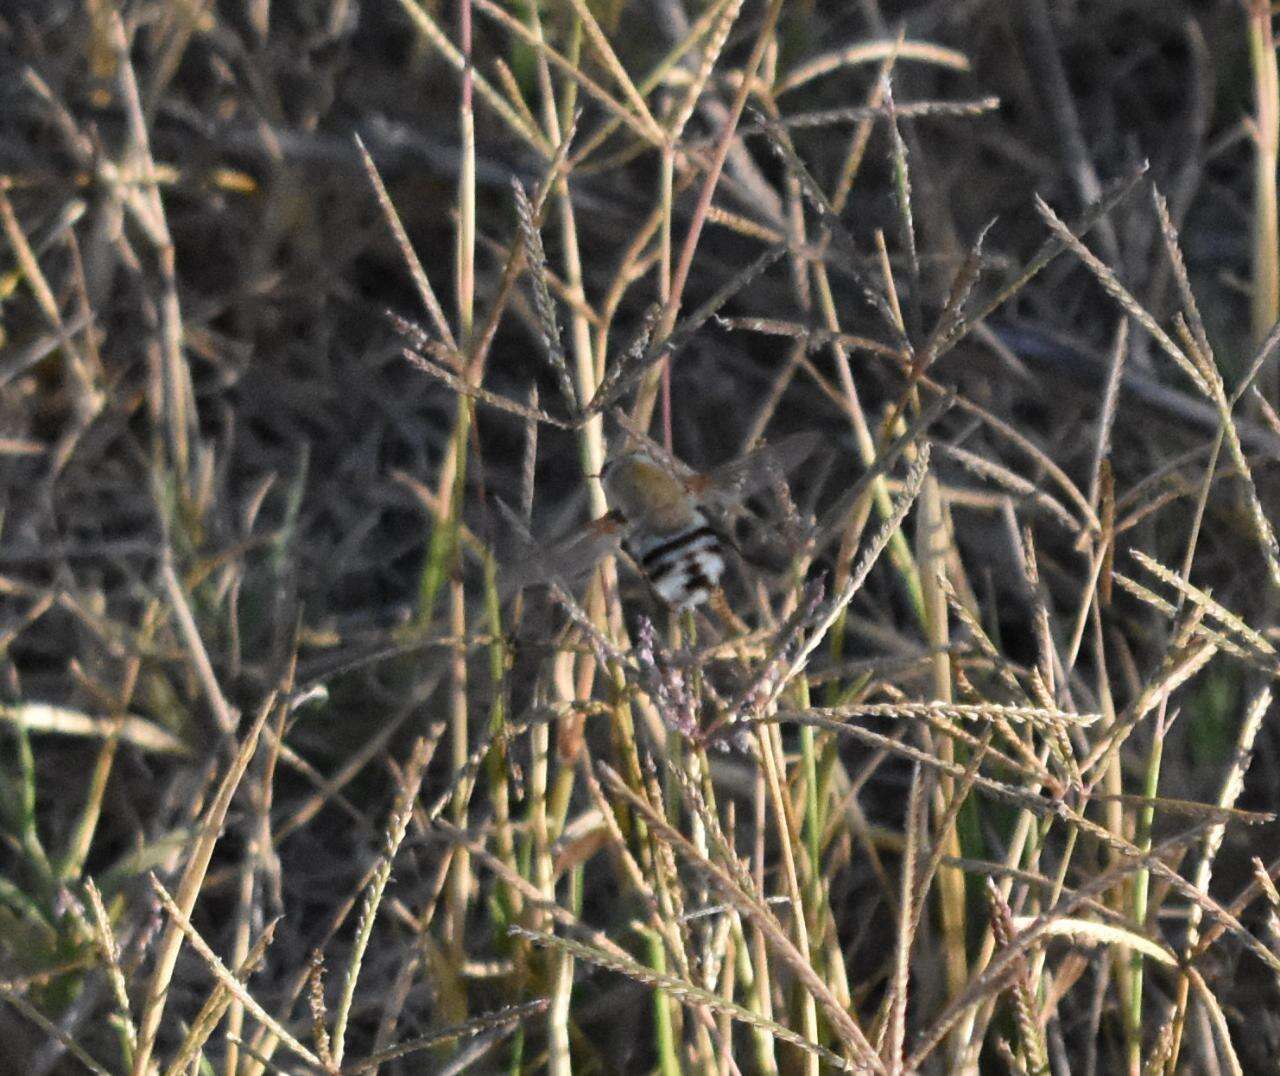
xmin=494 ymin=498 xmax=625 ymax=599
xmin=693 ymin=431 xmax=824 ymax=509
xmin=690 ymin=432 xmax=825 ymax=576
xmin=537 ymin=517 xmax=626 ymax=587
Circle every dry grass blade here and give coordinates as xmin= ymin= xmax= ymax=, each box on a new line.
xmin=1032 ymin=194 xmax=1208 ymax=396
xmin=1191 ymin=853 xmax=1280 ymax=964
xmin=401 ymin=345 xmax=577 ymax=428
xmin=811 ymin=394 xmax=952 ymax=551
xmin=1024 ymin=0 xmax=1117 ymax=260
xmin=1130 ymin=549 xmax=1276 ymax=656
xmin=587 ymin=245 xmax=788 ymax=414
xmin=420 ymin=707 xmax=560 ymax=827
xmin=0 ymin=186 xmax=64 ymax=329
xmin=162 ymin=919 xmax=280 ymax=1076
xmin=1172 ymin=690 xmax=1274 ymax=992
xmin=393 ymin=0 xmax=551 ymax=155
xmin=330 ymin=734 xmax=438 ymax=1066
xmin=472 ymin=0 xmax=661 ymax=146
xmin=775 ymin=39 xmax=970 ymax=95
xmin=906 ymin=823 xmax=1214 ymax=1070
xmin=1171 ymin=312 xmax=1280 ymax=596
xmin=513 ymin=179 xmax=579 ymax=413
xmin=1150 ymin=181 xmax=1280 ymax=596
xmin=929 ymin=440 xmax=1082 ymax=533
xmin=131 ymin=696 xmax=275 ymax=1076
xmin=925 ymin=385 xmax=1100 ymax=534
xmin=585 ymin=300 xmax=661 ymax=418
xmin=0 ymin=702 xmax=189 ymax=756
xmin=84 ymin=878 xmax=137 ymax=1060
xmin=987 ymin=880 xmax=1047 ymax=1075
xmin=561 ymin=0 xmax=741 ymax=165
xmin=650 ymin=0 xmax=786 ymax=396
xmin=0 ymin=312 xmax=91 ymax=389
xmin=1087 ymin=795 xmax=1271 ymax=825
xmin=773 ymin=445 xmax=931 ymax=695
xmin=886 ymin=762 xmax=925 ymax=1068
xmin=1186 ymin=965 xmax=1245 ymax=1076
xmin=763 ymin=97 xmax=1001 ymax=130
xmin=147 ymin=874 xmax=324 ymax=1071
xmin=1089 ymin=319 xmax=1130 ymax=513
xmin=0 ymin=988 xmax=110 ymax=1076
xmin=434 ymin=819 xmax=636 ymax=965
xmin=1066 ymin=810 xmax=1280 ymax=982
xmin=559 ymin=0 xmax=662 ymax=141
xmin=1082 ymin=636 xmax=1220 ymax=781
xmin=883 ymin=77 xmax=922 ymax=336
xmin=1009 ymin=916 xmax=1177 ymax=966
xmin=1110 ymin=573 xmax=1260 ymax=666
xmin=754 ymin=709 xmax=1065 ymax=816
xmin=597 ymin=764 xmax=885 ymax=1072
xmin=1164 ymin=687 xmax=1276 ymax=1072
xmin=947 ymin=165 xmax=1148 ymax=362
xmin=661 ymin=756 xmax=749 ymax=897
xmin=751 ymin=110 xmax=905 ymax=344
xmin=357 ymin=136 xmax=455 ymax=350
xmin=161 ymin=556 xmax=237 ymax=737
xmin=917 ymin=219 xmax=996 ymax=369
xmin=1197 ymin=687 xmax=1273 ymax=879
xmin=714 ymin=313 xmax=902 ymax=359
xmin=344 ymin=999 xmax=551 ymax=1073
xmin=105 ymin=11 xmax=195 ymax=479
xmin=913 ymin=732 xmax=997 ymax=941
xmin=666 ymin=0 xmax=745 ymax=141
xmin=713 ymin=583 xmax=825 ymax=735
xmin=546 ymin=580 xmax=630 ymax=666
xmin=1229 ymin=311 xmax=1280 ymax=407
xmin=512 ymin=927 xmax=856 ymax=1072
xmin=1153 ymin=187 xmax=1211 ymax=361
xmin=774 ymin=702 xmax=1099 ymax=729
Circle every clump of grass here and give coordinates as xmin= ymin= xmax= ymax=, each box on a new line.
xmin=3 ymin=3 xmax=1280 ymax=1074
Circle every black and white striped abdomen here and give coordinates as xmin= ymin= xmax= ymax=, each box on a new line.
xmin=624 ymin=513 xmax=726 ymax=609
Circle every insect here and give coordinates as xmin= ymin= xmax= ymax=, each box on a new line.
xmin=505 ymin=432 xmax=822 ymax=609
xmin=602 ymin=451 xmax=729 ymax=608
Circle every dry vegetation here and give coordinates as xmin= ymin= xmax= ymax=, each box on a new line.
xmin=6 ymin=1 xmax=1280 ymax=1073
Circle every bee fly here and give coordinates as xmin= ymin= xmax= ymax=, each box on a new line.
xmin=601 ymin=452 xmax=729 ymax=609
xmin=504 ymin=432 xmax=822 ymax=610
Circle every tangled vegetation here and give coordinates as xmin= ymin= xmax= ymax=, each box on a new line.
xmin=3 ymin=1 xmax=1280 ymax=1073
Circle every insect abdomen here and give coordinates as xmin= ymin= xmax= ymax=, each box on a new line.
xmin=626 ymin=518 xmax=725 ymax=609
